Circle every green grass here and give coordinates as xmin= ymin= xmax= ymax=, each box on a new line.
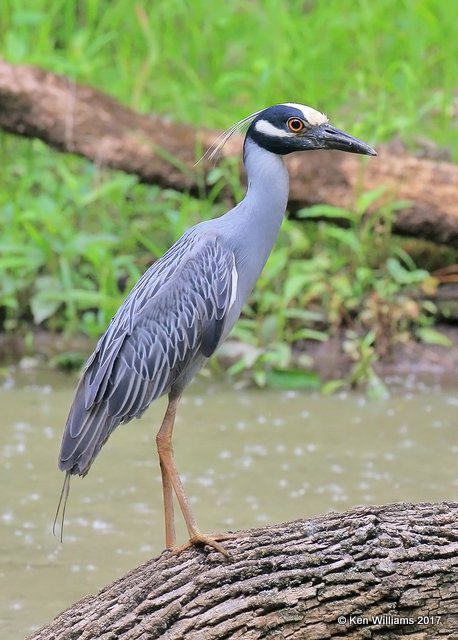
xmin=0 ymin=135 xmax=224 ymax=335
xmin=0 ymin=0 xmax=457 ymax=391
xmin=1 ymin=0 xmax=456 ymax=152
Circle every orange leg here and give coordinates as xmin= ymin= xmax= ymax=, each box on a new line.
xmin=156 ymin=394 xmax=234 ymax=557
xmin=156 ymin=398 xmax=177 ymax=548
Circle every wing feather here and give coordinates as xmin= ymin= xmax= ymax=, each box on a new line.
xmin=59 ymin=231 xmax=238 ymax=475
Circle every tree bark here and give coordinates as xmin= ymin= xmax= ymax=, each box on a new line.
xmin=1 ymin=60 xmax=458 ymax=247
xmin=28 ymin=502 xmax=458 ymax=640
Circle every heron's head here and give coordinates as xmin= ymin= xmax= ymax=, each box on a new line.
xmin=247 ymin=103 xmax=376 ymax=157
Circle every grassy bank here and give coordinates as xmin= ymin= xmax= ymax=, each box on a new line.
xmin=1 ymin=0 xmax=456 ymax=149
xmin=0 ymin=0 xmax=457 ymax=392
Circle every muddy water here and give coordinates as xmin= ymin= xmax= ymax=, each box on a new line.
xmin=1 ymin=368 xmax=457 ymax=639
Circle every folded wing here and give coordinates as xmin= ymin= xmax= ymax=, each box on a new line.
xmin=59 ymin=230 xmax=237 ymax=475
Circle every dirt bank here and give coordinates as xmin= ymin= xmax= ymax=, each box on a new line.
xmin=1 ymin=325 xmax=456 ymax=387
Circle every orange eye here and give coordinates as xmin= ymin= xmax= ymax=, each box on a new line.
xmin=287 ymin=117 xmax=305 ymax=133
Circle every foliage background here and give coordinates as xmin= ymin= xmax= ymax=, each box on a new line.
xmin=0 ymin=0 xmax=456 ymax=389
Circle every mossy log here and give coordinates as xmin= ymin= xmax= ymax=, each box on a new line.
xmin=1 ymin=60 xmax=458 ymax=247
xmin=29 ymin=502 xmax=458 ymax=639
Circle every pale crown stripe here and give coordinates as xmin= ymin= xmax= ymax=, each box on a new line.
xmin=282 ymin=103 xmax=328 ymax=126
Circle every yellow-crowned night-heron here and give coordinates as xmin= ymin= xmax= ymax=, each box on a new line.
xmin=57 ymin=103 xmax=376 ymax=556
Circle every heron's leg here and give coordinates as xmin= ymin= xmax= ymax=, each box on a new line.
xmin=156 ymin=394 xmax=232 ymax=558
xmin=156 ymin=396 xmax=179 ymax=548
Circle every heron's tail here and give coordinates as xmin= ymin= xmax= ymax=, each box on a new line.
xmin=53 ymin=471 xmax=71 ymax=542
xmin=55 ymin=375 xmax=122 ymax=539
xmin=58 ymin=375 xmax=121 ymax=477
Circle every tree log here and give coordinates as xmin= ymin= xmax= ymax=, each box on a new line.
xmin=1 ymin=60 xmax=458 ymax=247
xmin=29 ymin=502 xmax=457 ymax=639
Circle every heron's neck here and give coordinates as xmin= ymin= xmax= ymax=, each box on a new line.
xmin=213 ymin=139 xmax=289 ymax=302
xmin=220 ymin=138 xmax=289 ymax=242
xmin=242 ymin=138 xmax=289 ymax=224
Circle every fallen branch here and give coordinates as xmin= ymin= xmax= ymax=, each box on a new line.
xmin=29 ymin=502 xmax=458 ymax=639
xmin=1 ymin=60 xmax=458 ymax=247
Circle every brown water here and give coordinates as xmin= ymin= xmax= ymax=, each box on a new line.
xmin=1 ymin=367 xmax=457 ymax=639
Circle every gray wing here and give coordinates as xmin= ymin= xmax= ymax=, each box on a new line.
xmin=59 ymin=229 xmax=237 ymax=476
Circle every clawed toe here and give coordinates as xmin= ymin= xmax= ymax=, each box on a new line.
xmin=173 ymin=531 xmax=240 ymax=558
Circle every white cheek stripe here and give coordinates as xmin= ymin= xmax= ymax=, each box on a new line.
xmin=254 ymin=119 xmax=293 ymax=138
xmin=283 ymin=103 xmax=328 ymax=127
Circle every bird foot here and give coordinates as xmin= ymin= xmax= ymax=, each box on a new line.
xmin=174 ymin=531 xmax=239 ymax=558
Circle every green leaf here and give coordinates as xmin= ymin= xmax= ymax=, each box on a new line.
xmin=31 ymin=292 xmax=61 ymax=324
xmin=416 ymin=327 xmax=453 ymax=347
xmin=366 ymin=374 xmax=390 ymax=400
xmin=386 ymin=258 xmax=428 ymax=284
xmin=297 ymin=205 xmax=356 ymax=222
xmin=284 ymin=308 xmax=325 ymax=323
xmin=290 ymin=328 xmax=328 ymax=342
xmin=324 ymin=226 xmax=362 ymax=253
xmin=321 ymin=379 xmax=346 ymax=395
xmin=265 ymin=368 xmax=321 ymax=390
xmin=356 ymin=186 xmax=386 ymax=213
xmin=283 ymin=273 xmax=310 ymax=303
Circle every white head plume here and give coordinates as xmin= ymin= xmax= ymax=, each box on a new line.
xmin=198 ymin=108 xmax=263 ymax=164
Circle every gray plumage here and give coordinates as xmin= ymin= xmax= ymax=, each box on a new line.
xmin=58 ymin=103 xmax=376 ymax=517
xmin=59 ymin=140 xmax=289 ymax=476
xmin=60 ymin=231 xmax=238 ymax=474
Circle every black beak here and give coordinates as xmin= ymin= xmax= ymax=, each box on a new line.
xmin=310 ymin=123 xmax=377 ymax=156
